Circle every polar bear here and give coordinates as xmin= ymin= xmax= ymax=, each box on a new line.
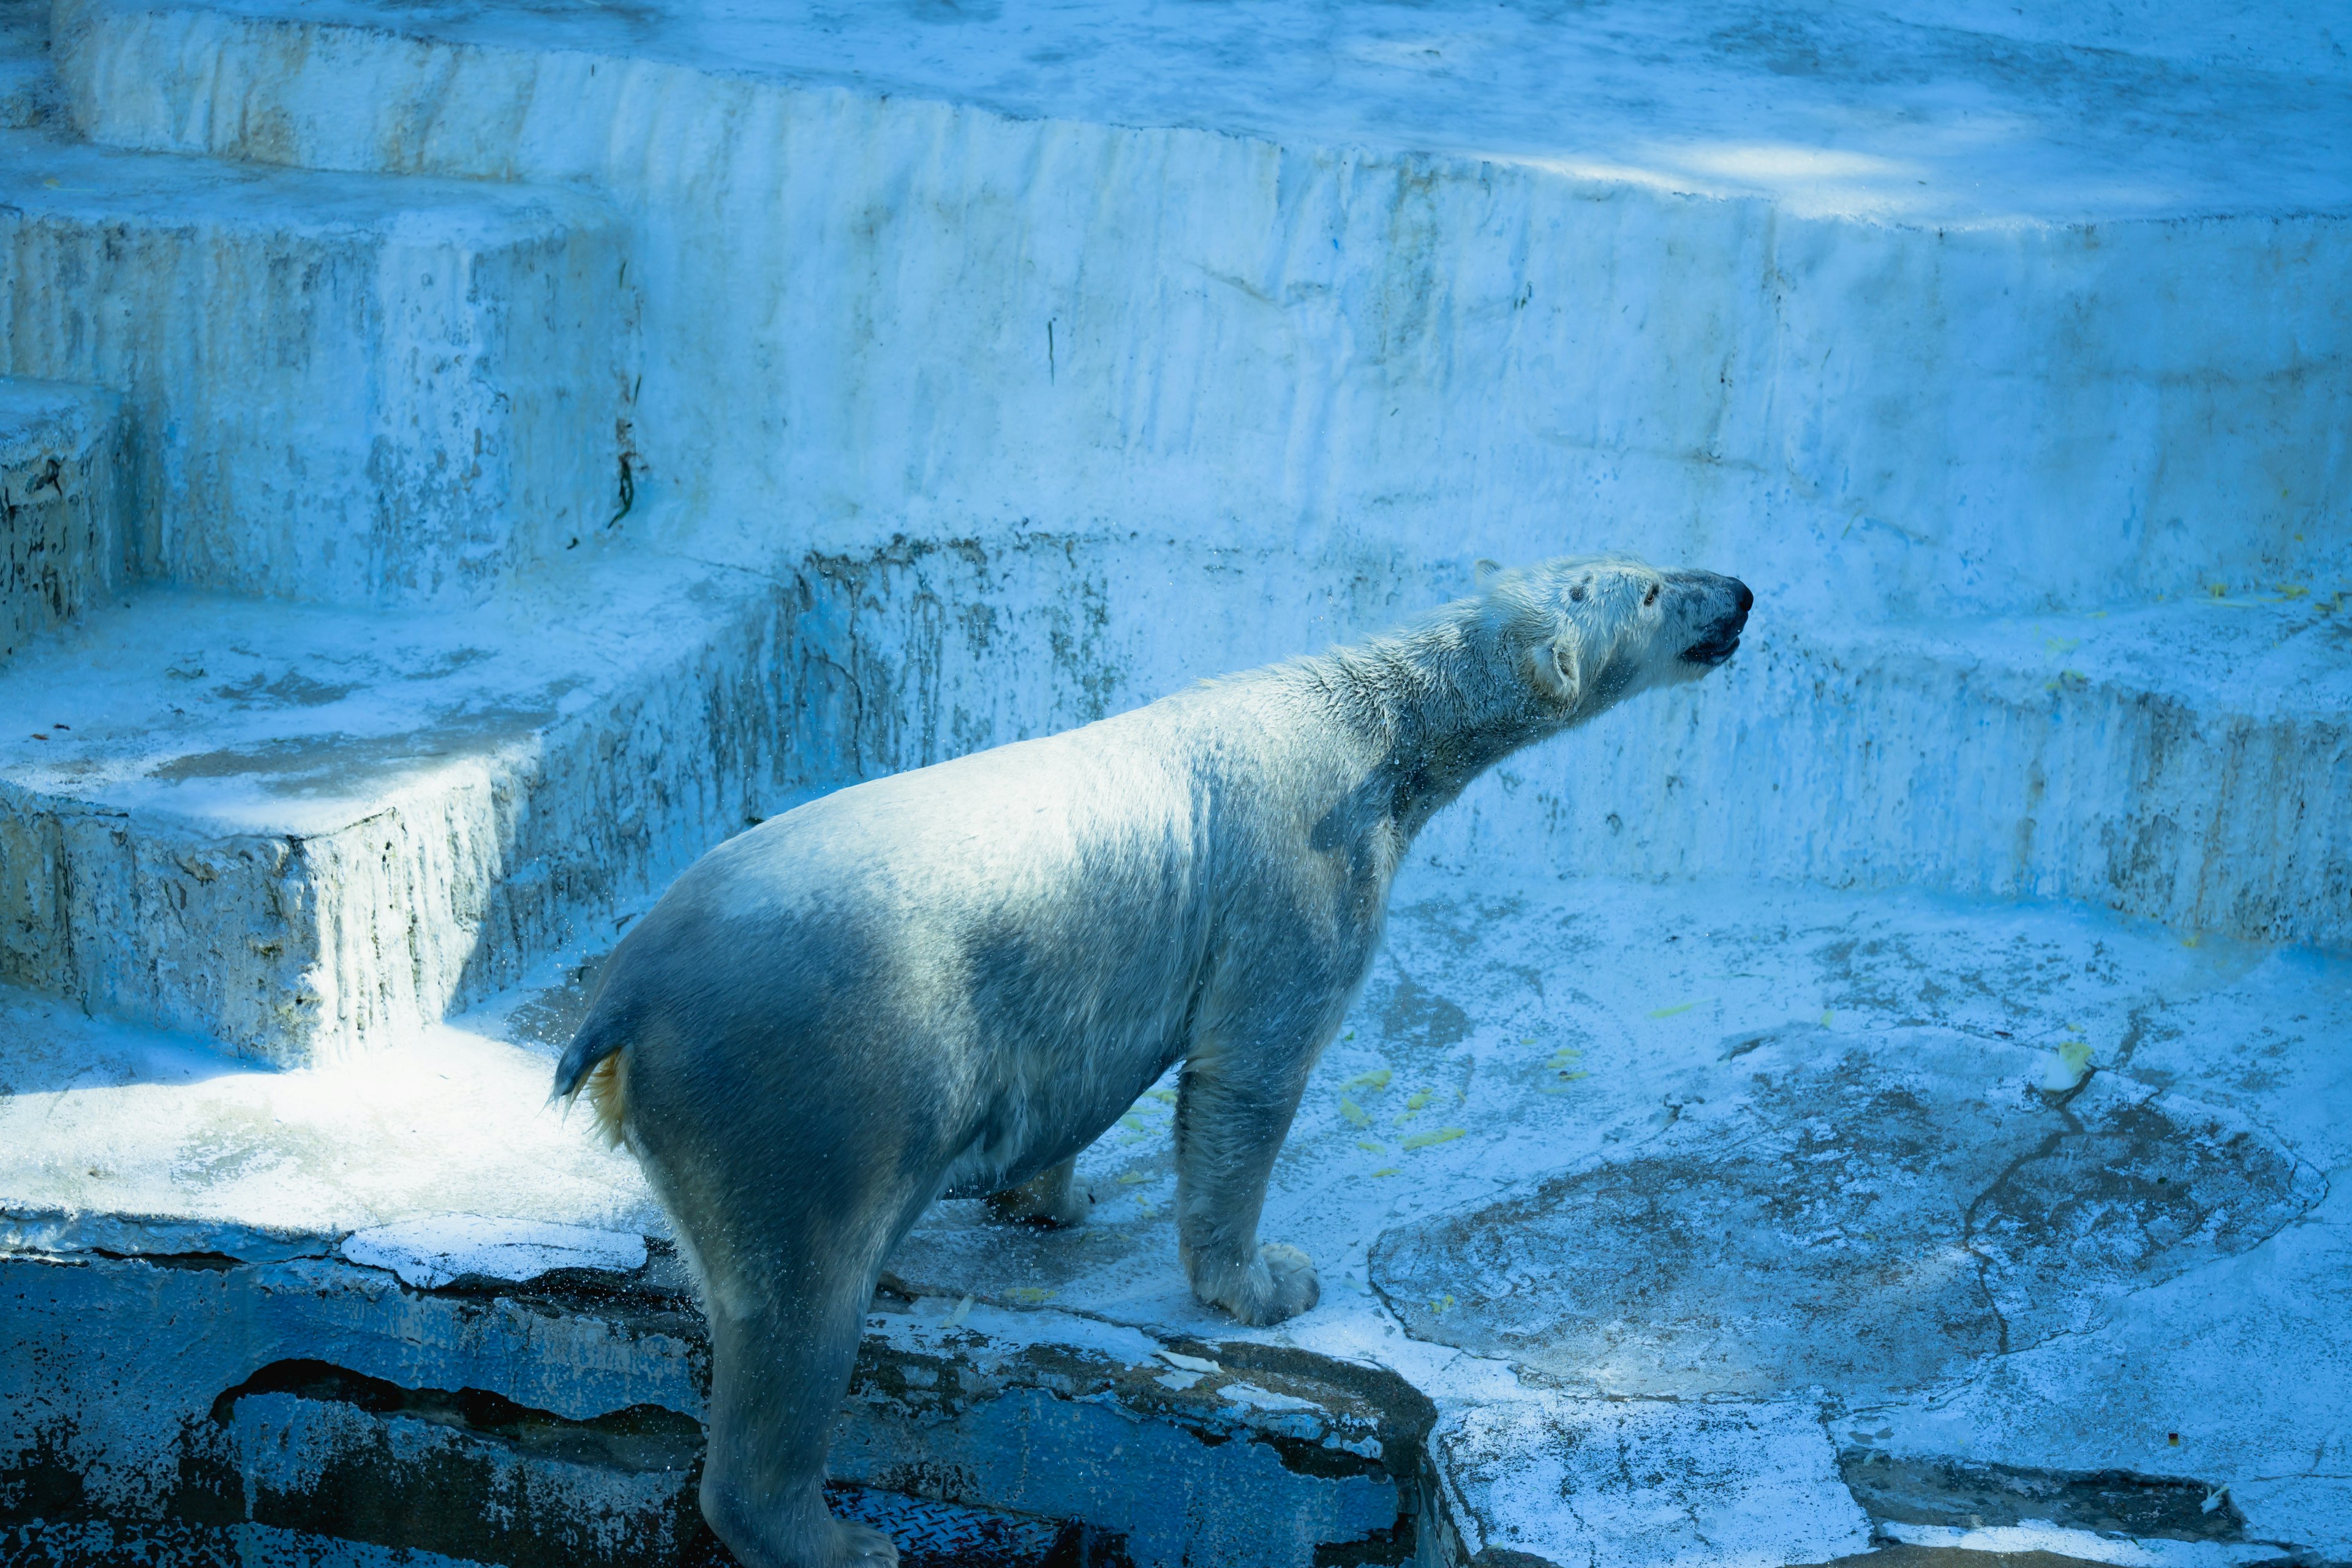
xmin=554 ymin=555 xmax=1749 ymax=1567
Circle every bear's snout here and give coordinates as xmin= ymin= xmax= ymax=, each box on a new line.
xmin=1678 ymin=573 xmax=1751 ymax=667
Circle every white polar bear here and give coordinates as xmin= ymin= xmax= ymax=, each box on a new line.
xmin=555 ymin=555 xmax=1751 ymax=1568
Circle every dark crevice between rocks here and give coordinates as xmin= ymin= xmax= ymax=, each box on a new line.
xmin=200 ymin=1357 xmax=708 ymax=1568
xmin=85 ymin=1248 xmax=242 ymax=1272
xmin=192 ymin=1356 xmax=1096 ymax=1568
xmin=1839 ymin=1449 xmax=2252 ymax=1543
xmin=206 ymin=1359 xmax=705 ymax=1473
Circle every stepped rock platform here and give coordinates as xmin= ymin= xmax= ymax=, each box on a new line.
xmin=0 ymin=127 xmax=628 ymax=606
xmin=1 ymin=0 xmax=2347 ymax=1563
xmin=0 ymin=546 xmax=786 ymax=1061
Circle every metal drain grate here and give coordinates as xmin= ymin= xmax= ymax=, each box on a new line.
xmin=824 ymin=1483 xmax=1090 ymax=1567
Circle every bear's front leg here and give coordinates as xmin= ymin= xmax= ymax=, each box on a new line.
xmin=984 ymin=1156 xmax=1093 ymax=1227
xmin=1172 ymin=1049 xmax=1319 ymax=1325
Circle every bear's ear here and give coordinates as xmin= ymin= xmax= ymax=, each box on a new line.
xmin=1472 ymin=558 xmax=1504 ymax=590
xmin=1529 ymin=633 xmax=1582 ymax=709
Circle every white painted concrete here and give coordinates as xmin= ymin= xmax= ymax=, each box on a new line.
xmin=0 ymin=538 xmax=791 ymax=1063
xmin=0 ymin=375 xmax=121 ymax=662
xmin=48 ymin=0 xmax=2352 ymax=627
xmin=0 ymin=126 xmax=630 ymax=605
xmin=341 ymin=1215 xmax=648 ymax=1289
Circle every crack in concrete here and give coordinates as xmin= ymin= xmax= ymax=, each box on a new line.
xmin=1958 ymin=1059 xmax=2098 ymax=1359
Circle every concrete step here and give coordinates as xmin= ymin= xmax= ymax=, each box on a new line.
xmin=3 ymin=867 xmax=2345 ymax=1564
xmin=0 ymin=375 xmax=124 ymax=662
xmin=0 ymin=539 xmax=788 ymax=1065
xmin=0 ymin=126 xmax=631 ymax=606
xmin=0 ymin=0 xmax=62 ymax=128
xmin=45 ymin=0 xmax=2352 ymax=623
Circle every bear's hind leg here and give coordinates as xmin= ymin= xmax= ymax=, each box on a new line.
xmin=983 ymin=1156 xmax=1092 ymax=1227
xmin=695 ymin=1234 xmax=903 ymax=1568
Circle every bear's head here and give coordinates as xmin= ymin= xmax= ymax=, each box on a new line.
xmin=1477 ymin=555 xmax=1752 ymax=723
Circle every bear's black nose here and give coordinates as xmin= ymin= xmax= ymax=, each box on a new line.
xmin=1678 ymin=572 xmax=1750 ymax=666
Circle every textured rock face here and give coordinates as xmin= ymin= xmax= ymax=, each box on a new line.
xmin=0 ymin=1239 xmax=1425 ymax=1568
xmin=0 ymin=130 xmax=630 ymax=606
xmin=0 ymin=377 xmax=123 ymax=663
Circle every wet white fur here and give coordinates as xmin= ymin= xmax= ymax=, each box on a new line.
xmin=555 ymin=554 xmax=1751 ymax=1568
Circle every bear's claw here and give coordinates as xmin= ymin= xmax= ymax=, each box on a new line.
xmin=1209 ymin=1242 xmax=1319 ymax=1325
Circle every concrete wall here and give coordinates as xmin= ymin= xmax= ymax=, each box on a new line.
xmin=51 ymin=0 xmax=2352 ymax=627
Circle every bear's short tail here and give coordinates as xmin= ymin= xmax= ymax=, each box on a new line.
xmin=552 ymin=1014 xmax=632 ymax=1151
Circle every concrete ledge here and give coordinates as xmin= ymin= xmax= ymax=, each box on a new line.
xmin=0 ymin=544 xmax=787 ymax=1063
xmin=0 ymin=375 xmax=123 ymax=663
xmin=0 ymin=1245 xmax=1431 ymax=1567
xmin=0 ymin=127 xmax=629 ymax=606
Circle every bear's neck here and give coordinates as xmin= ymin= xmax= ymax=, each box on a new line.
xmin=1308 ymin=608 xmax=1561 ymax=842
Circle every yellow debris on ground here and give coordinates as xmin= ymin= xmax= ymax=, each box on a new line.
xmin=1117 ymin=1170 xmax=1153 ymax=1185
xmin=1344 ymin=1067 xmax=1392 ymax=1092
xmin=1340 ymin=1096 xmax=1370 ymax=1126
xmin=2042 ymin=1036 xmax=2095 ymax=1091
xmin=1402 ymin=1126 xmax=1465 ymax=1150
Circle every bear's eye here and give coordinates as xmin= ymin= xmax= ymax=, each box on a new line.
xmin=1643 ymin=582 xmax=1660 ymax=607
xmin=1569 ymin=582 xmax=1588 ymax=602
